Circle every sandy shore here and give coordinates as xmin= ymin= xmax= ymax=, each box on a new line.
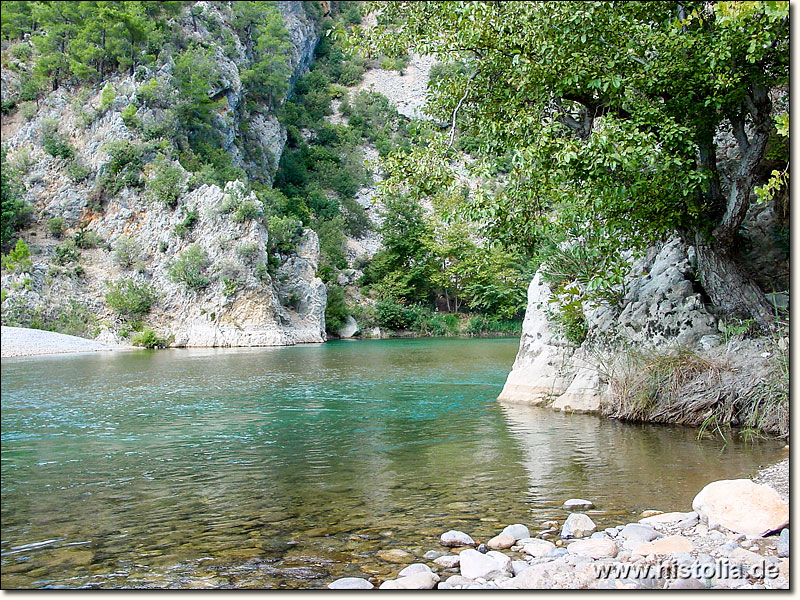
xmin=1 ymin=326 xmax=128 ymax=358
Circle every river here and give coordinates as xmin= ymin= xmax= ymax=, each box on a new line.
xmin=0 ymin=337 xmax=784 ymax=588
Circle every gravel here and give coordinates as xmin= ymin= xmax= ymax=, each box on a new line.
xmin=753 ymin=458 xmax=789 ymax=501
xmin=1 ymin=326 xmax=125 ymax=358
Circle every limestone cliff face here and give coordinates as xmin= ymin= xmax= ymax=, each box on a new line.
xmin=0 ymin=1 xmax=326 ymax=347
xmin=498 ymin=238 xmax=721 ymax=412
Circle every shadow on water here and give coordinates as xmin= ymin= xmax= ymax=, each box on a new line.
xmin=1 ymin=338 xmax=784 ymax=588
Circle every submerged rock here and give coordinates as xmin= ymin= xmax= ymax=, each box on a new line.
xmin=563 ymin=499 xmax=595 ymax=510
xmin=376 ymin=549 xmax=414 ymax=563
xmin=440 ymin=530 xmax=475 ymax=547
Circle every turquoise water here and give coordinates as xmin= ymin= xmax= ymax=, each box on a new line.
xmin=0 ymin=338 xmax=784 ymax=588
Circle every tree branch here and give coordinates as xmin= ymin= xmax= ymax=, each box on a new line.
xmin=447 ymin=71 xmax=478 ymax=148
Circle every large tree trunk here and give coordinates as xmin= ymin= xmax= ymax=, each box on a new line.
xmin=692 ymin=84 xmax=777 ymax=332
xmin=693 ymin=236 xmax=776 ymax=331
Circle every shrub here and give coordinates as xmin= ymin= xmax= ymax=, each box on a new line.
xmin=67 ymin=159 xmax=90 ymax=182
xmin=99 ymin=83 xmax=116 ymax=112
xmin=121 ymin=105 xmax=140 ymax=129
xmin=41 ymin=120 xmax=75 ymax=159
xmin=1 ymin=238 xmax=32 ymax=272
xmin=375 ymin=300 xmax=415 ymax=330
xmin=173 ymin=207 xmax=199 ymax=239
xmin=105 ymin=278 xmax=157 ymax=322
xmin=48 ymin=217 xmax=66 ymax=239
xmin=232 ymin=200 xmax=262 ymax=222
xmin=267 ymin=215 xmax=303 ymax=252
xmin=73 ymin=228 xmax=103 ymax=249
xmin=168 ymin=245 xmax=211 ymax=291
xmin=325 ymin=283 xmax=349 ymax=334
xmin=236 ymin=242 xmax=259 ymax=264
xmin=112 ymin=235 xmax=140 ymax=269
xmin=1 ymin=148 xmax=33 ymax=250
xmin=53 ymin=240 xmax=80 ymax=265
xmin=20 ymin=102 xmax=37 ymax=121
xmin=132 ymin=328 xmax=169 ymax=349
xmin=146 ymin=158 xmax=184 ymax=208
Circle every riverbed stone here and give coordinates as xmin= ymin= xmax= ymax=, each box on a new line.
xmin=376 ymin=548 xmax=415 ymax=563
xmin=487 ymin=533 xmax=515 ymax=550
xmin=511 ymin=560 xmax=532 ymax=576
xmin=567 ymin=538 xmax=618 ymax=559
xmin=501 ymin=524 xmax=530 ymax=541
xmin=604 ymin=528 xmax=619 ymax=538
xmin=667 ymin=577 xmax=706 ymax=590
xmin=438 ymin=575 xmax=474 ymax=590
xmin=433 ymin=554 xmax=460 ymax=569
xmin=778 ymin=528 xmax=789 ymax=557
xmin=328 ymin=577 xmax=374 ymax=589
xmin=639 ymin=511 xmax=697 ymax=526
xmin=459 ymin=549 xmax=508 ymax=580
xmin=561 ymin=513 xmax=597 ymax=539
xmin=549 ymin=547 xmax=568 ymax=559
xmin=564 ymin=499 xmax=595 ymax=510
xmin=398 ymin=563 xmax=432 ymax=577
xmin=620 ymin=524 xmax=662 ymax=547
xmin=692 ymin=479 xmax=789 ymax=536
xmin=640 ymin=510 xmax=663 ymax=518
xmin=632 ymin=535 xmax=694 ymax=556
xmin=440 ymin=530 xmax=475 ymax=547
xmin=423 ymin=550 xmax=443 ymax=560
xmin=379 ymin=571 xmax=440 ymax=589
xmin=486 ymin=551 xmax=513 ymax=576
xmin=521 ymin=539 xmax=556 ymax=558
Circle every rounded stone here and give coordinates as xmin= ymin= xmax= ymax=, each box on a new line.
xmin=692 ymin=479 xmax=789 ymax=536
xmin=328 ymin=577 xmax=374 ymax=589
xmin=440 ymin=530 xmax=476 ymax=547
xmin=563 ymin=499 xmax=595 ymax=510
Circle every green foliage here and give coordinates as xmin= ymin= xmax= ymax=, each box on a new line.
xmin=1 ymin=148 xmax=32 ymax=250
xmin=112 ymin=235 xmax=141 ymax=269
xmin=168 ymin=244 xmax=211 ymax=291
xmin=132 ymin=327 xmax=169 ymax=349
xmin=232 ymin=200 xmax=262 ymax=223
xmin=105 ymin=277 xmax=157 ymax=322
xmin=53 ymin=240 xmax=80 ymax=265
xmin=73 ymin=227 xmax=103 ymax=249
xmin=1 ymin=238 xmax=32 ymax=273
xmin=41 ymin=120 xmax=75 ymax=159
xmin=66 ymin=159 xmax=89 ymax=182
xmin=48 ymin=217 xmax=66 ymax=239
xmin=99 ymin=83 xmax=115 ymax=112
xmin=145 ymin=157 xmax=184 ymax=208
xmin=324 ymin=283 xmax=349 ymax=334
xmin=173 ymin=207 xmax=199 ymax=239
xmin=267 ymin=215 xmax=303 ymax=253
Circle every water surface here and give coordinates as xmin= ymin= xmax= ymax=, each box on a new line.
xmin=1 ymin=338 xmax=784 ymax=588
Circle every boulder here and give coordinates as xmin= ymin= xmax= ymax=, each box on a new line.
xmin=433 ymin=554 xmax=460 ymax=569
xmin=487 ymin=533 xmax=515 ymax=550
xmin=486 ymin=551 xmax=513 ymax=576
xmin=501 ymin=524 xmax=531 ymax=541
xmin=511 ymin=560 xmax=532 ymax=576
xmin=567 ymin=538 xmax=618 ymax=559
xmin=328 ymin=577 xmax=374 ymax=589
xmin=440 ymin=530 xmax=476 ymax=547
xmin=633 ymin=535 xmax=694 ymax=556
xmin=692 ymin=479 xmax=789 ymax=536
xmin=459 ymin=549 xmax=508 ymax=580
xmin=521 ymin=539 xmax=556 ymax=558
xmin=379 ymin=571 xmax=440 ymax=590
xmin=398 ymin=563 xmax=432 ymax=577
xmin=563 ymin=499 xmax=595 ymax=510
xmin=561 ymin=513 xmax=597 ymax=539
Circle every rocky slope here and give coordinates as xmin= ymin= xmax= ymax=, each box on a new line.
xmin=1 ymin=1 xmax=328 ymax=347
xmin=498 ymin=230 xmax=788 ymax=435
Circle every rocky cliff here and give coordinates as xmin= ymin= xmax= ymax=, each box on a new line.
xmin=1 ymin=1 xmax=327 ymax=347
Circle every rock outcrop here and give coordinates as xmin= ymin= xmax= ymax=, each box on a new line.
xmin=1 ymin=2 xmax=327 ymax=348
xmin=499 ymin=237 xmax=722 ymax=413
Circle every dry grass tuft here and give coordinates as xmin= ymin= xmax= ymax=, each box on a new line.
xmin=600 ymin=338 xmax=788 ymax=439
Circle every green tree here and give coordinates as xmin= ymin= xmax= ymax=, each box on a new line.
xmin=1 ymin=149 xmax=32 ymax=251
xmin=358 ymin=1 xmax=789 ymax=330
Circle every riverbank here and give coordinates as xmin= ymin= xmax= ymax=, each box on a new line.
xmin=0 ymin=326 xmax=128 ymax=357
xmin=332 ymin=458 xmax=790 ymax=590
